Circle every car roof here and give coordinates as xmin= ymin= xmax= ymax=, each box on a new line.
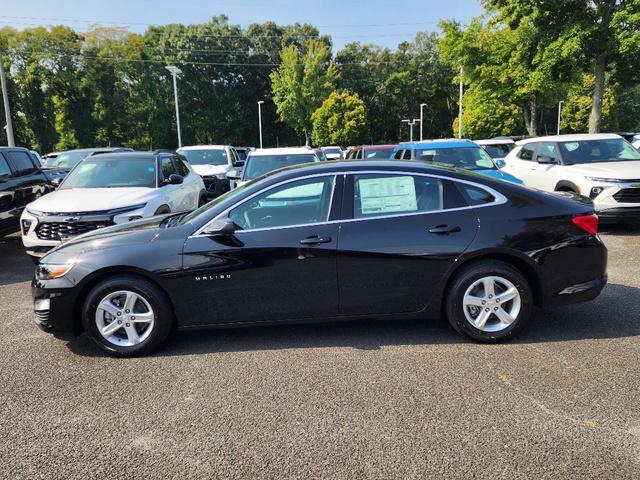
xmin=178 ymin=145 xmax=230 ymax=150
xmin=515 ymin=133 xmax=622 ymax=145
xmin=475 ymin=139 xmax=515 ymax=145
xmin=249 ymin=147 xmax=316 ymax=156
xmin=395 ymin=139 xmax=479 ymax=150
xmin=58 ymin=147 xmax=130 ymax=154
xmin=351 ymin=144 xmax=397 ymax=150
xmin=77 ymin=151 xmax=164 ymax=160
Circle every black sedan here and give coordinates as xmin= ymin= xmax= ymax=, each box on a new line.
xmin=32 ymin=161 xmax=607 ymax=356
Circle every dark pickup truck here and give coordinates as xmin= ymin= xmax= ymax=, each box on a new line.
xmin=0 ymin=147 xmax=53 ymax=236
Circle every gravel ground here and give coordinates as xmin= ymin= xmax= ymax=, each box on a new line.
xmin=0 ymin=228 xmax=638 ymax=479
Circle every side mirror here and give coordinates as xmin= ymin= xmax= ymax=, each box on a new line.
xmin=226 ymin=169 xmax=241 ymax=180
xmin=164 ymin=174 xmax=184 ymax=185
xmin=51 ymin=177 xmax=63 ymax=187
xmin=495 ymin=159 xmax=506 ymax=168
xmin=537 ymin=155 xmax=555 ymax=164
xmin=202 ymin=219 xmax=236 ymax=236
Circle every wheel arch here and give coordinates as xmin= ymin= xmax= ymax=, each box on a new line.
xmin=554 ymin=180 xmax=579 ymax=193
xmin=440 ymin=251 xmax=545 ymax=316
xmin=72 ymin=266 xmax=177 ymax=336
xmin=153 ymin=204 xmax=171 ymax=215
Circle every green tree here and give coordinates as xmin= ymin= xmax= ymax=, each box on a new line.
xmin=270 ymin=39 xmax=339 ymax=145
xmin=485 ymin=0 xmax=640 ymax=133
xmin=561 ymin=73 xmax=616 ymax=133
xmin=311 ymin=90 xmax=366 ymax=146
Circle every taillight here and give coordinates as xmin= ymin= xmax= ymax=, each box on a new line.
xmin=572 ymin=214 xmax=598 ymax=236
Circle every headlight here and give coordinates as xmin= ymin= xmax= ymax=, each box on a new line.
xmin=26 ymin=208 xmax=44 ymax=217
xmin=585 ymin=177 xmax=623 ymax=183
xmin=36 ymin=263 xmax=74 ymax=280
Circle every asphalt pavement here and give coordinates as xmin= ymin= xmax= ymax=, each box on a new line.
xmin=0 ymin=228 xmax=638 ymax=479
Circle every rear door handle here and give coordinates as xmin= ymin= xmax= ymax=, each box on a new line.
xmin=300 ymin=235 xmax=332 ymax=245
xmin=428 ymin=225 xmax=461 ymax=234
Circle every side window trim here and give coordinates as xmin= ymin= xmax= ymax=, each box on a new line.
xmin=192 ymin=171 xmax=507 ymax=236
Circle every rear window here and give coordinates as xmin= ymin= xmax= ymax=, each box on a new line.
xmin=364 ymin=148 xmax=394 ymax=159
xmin=243 ymin=154 xmax=319 ymax=180
xmin=482 ymin=143 xmax=514 ymax=158
xmin=414 ymin=147 xmax=495 ymax=171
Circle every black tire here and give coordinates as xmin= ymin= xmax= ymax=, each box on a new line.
xmin=445 ymin=260 xmax=534 ymax=343
xmin=82 ymin=275 xmax=174 ymax=357
xmin=198 ymin=194 xmax=208 ymax=207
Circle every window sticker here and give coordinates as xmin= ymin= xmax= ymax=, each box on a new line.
xmin=147 ymin=166 xmax=155 ymax=172
xmin=358 ymin=176 xmax=417 ymax=215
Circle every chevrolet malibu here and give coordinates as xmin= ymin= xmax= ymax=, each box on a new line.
xmin=32 ymin=161 xmax=607 ymax=356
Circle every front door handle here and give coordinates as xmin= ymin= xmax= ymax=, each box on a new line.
xmin=300 ymin=235 xmax=332 ymax=245
xmin=428 ymin=224 xmax=461 ymax=234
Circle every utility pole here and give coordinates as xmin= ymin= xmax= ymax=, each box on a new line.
xmin=165 ymin=65 xmax=182 ymax=148
xmin=557 ymin=100 xmax=564 ymax=136
xmin=257 ymin=100 xmax=264 ymax=148
xmin=419 ymin=103 xmax=427 ymax=141
xmin=402 ymin=119 xmax=420 ymax=142
xmin=458 ymin=65 xmax=463 ymax=139
xmin=0 ymin=50 xmax=15 ymax=147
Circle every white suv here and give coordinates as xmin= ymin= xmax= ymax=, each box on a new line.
xmin=21 ymin=151 xmax=206 ymax=258
xmin=177 ymin=145 xmax=242 ymax=199
xmin=503 ymin=134 xmax=640 ymax=222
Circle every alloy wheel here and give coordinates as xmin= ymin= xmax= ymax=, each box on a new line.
xmin=462 ymin=276 xmax=521 ymax=332
xmin=95 ymin=290 xmax=155 ymax=347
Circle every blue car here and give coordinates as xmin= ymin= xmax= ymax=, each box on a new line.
xmin=391 ymin=139 xmax=523 ymax=184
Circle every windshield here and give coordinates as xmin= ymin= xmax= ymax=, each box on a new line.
xmin=60 ymin=157 xmax=157 ymax=189
xmin=482 ymin=143 xmax=514 ymax=158
xmin=243 ymin=154 xmax=319 ymax=180
xmin=180 ymin=149 xmax=229 ymax=166
xmin=50 ymin=151 xmax=90 ymax=169
xmin=558 ymin=139 xmax=640 ymax=165
xmin=364 ymin=148 xmax=394 ymax=159
xmin=323 ymin=147 xmax=342 ymax=154
xmin=414 ymin=147 xmax=496 ymax=170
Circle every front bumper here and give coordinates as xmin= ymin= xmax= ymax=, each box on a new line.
xmin=595 ymin=207 xmax=640 ymax=222
xmin=32 ymin=279 xmax=80 ymax=339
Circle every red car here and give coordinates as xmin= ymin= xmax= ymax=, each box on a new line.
xmin=345 ymin=144 xmax=397 ymax=160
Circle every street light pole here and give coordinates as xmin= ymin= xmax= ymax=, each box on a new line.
xmin=458 ymin=64 xmax=464 ymax=139
xmin=257 ymin=100 xmax=264 ymax=148
xmin=557 ymin=100 xmax=564 ymax=135
xmin=402 ymin=119 xmax=420 ymax=142
xmin=419 ymin=103 xmax=427 ymax=141
xmin=0 ymin=52 xmax=15 ymax=147
xmin=165 ymin=65 xmax=182 ymax=148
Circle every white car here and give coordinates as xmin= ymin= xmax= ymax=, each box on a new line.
xmin=21 ymin=151 xmax=206 ymax=258
xmin=321 ymin=146 xmax=344 ymax=160
xmin=502 ymin=133 xmax=640 ymax=222
xmin=229 ymin=147 xmax=320 ymax=188
xmin=475 ymin=138 xmax=516 ymax=165
xmin=177 ymin=145 xmax=242 ymax=199
xmin=632 ymin=135 xmax=640 ymax=151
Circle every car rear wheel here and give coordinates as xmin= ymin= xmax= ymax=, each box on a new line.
xmin=445 ymin=260 xmax=534 ymax=343
xmin=82 ymin=276 xmax=173 ymax=356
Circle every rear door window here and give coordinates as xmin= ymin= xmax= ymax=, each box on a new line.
xmin=0 ymin=154 xmax=12 ymax=178
xmin=353 ymin=174 xmax=444 ymax=218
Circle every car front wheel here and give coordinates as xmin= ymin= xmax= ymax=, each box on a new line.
xmin=82 ymin=276 xmax=173 ymax=356
xmin=445 ymin=260 xmax=534 ymax=343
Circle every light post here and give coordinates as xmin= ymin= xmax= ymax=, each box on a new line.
xmin=458 ymin=64 xmax=464 ymax=139
xmin=165 ymin=65 xmax=182 ymax=148
xmin=557 ymin=100 xmax=564 ymax=135
xmin=419 ymin=103 xmax=427 ymax=141
xmin=0 ymin=52 xmax=14 ymax=147
xmin=257 ymin=100 xmax=264 ymax=148
xmin=402 ymin=119 xmax=420 ymax=142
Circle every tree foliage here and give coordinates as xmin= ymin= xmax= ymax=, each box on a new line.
xmin=270 ymin=40 xmax=339 ymax=145
xmin=311 ymin=90 xmax=366 ymax=146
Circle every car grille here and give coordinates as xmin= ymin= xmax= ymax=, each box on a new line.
xmin=36 ymin=221 xmax=113 ymax=241
xmin=613 ymin=188 xmax=640 ymax=204
xmin=34 ymin=310 xmax=49 ymax=324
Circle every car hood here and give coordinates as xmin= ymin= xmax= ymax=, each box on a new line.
xmin=191 ymin=164 xmax=230 ymax=176
xmin=477 ymin=169 xmax=523 ymax=184
xmin=28 ymin=187 xmax=155 ymax=213
xmin=44 ymin=215 xmax=175 ymax=259
xmin=564 ymin=161 xmax=640 ymax=179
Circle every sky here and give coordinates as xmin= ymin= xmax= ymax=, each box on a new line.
xmin=1 ymin=0 xmax=484 ymax=50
